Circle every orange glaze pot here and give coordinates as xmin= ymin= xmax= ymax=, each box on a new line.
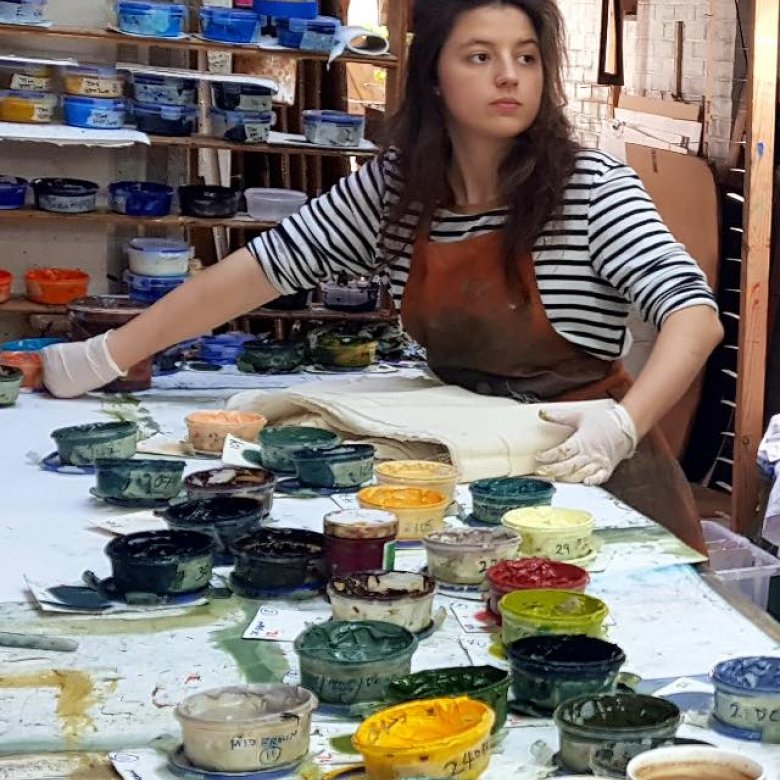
xmin=25 ymin=268 xmax=90 ymax=305
xmin=0 ymin=270 xmax=11 ymax=303
xmin=0 ymin=350 xmax=42 ymax=389
xmin=357 ymin=485 xmax=449 ymax=541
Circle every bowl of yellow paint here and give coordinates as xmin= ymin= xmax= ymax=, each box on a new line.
xmin=353 ymin=696 xmax=495 ymax=780
xmin=502 ymin=507 xmax=594 ymax=562
xmin=357 ymin=485 xmax=449 ymax=541
xmin=374 ymin=460 xmax=459 ymax=501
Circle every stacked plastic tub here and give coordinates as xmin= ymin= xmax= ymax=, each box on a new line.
xmin=0 ymin=59 xmax=57 ymax=125
xmin=211 ymin=80 xmax=275 ymax=144
xmin=255 ymin=1 xmax=341 ymax=55
xmin=125 ymin=238 xmax=191 ymax=303
xmin=62 ymin=65 xmax=127 ymax=130
xmin=129 ymin=70 xmax=198 ymax=137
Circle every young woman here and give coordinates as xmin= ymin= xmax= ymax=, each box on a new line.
xmin=42 ymin=0 xmax=723 ymax=552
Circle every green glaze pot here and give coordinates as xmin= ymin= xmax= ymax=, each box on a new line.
xmin=259 ymin=425 xmax=339 ymax=473
xmin=293 ymin=444 xmax=374 ymax=488
xmin=237 ymin=340 xmax=306 ymax=374
xmin=105 ymin=529 xmax=215 ymax=596
xmin=51 ymin=421 xmax=138 ymax=465
xmin=386 ymin=665 xmax=511 ymax=732
xmin=94 ymin=458 xmax=185 ymax=502
xmin=0 ymin=365 xmax=23 ymax=406
xmin=469 ymin=477 xmax=555 ymax=525
xmin=309 ymin=334 xmax=377 ymax=369
xmin=294 ymin=620 xmax=417 ymax=705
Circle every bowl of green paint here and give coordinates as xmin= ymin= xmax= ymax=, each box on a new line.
xmin=469 ymin=477 xmax=555 ymax=525
xmin=51 ymin=421 xmax=138 ymax=465
xmin=293 ymin=444 xmax=375 ymax=489
xmin=94 ymin=458 xmax=185 ymax=502
xmin=237 ymin=340 xmax=306 ymax=374
xmin=0 ymin=365 xmax=23 ymax=406
xmin=258 ymin=425 xmax=340 ymax=472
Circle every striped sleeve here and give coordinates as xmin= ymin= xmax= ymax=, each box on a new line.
xmin=247 ymin=156 xmax=386 ymax=295
xmin=587 ymin=162 xmax=718 ymax=328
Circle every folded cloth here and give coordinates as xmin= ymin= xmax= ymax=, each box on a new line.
xmin=227 ymin=374 xmax=611 ymax=482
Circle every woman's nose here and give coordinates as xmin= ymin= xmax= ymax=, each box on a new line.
xmin=495 ymin=57 xmax=520 ymax=86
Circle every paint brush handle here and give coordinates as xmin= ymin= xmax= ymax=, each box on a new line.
xmin=0 ymin=631 xmax=79 ymax=652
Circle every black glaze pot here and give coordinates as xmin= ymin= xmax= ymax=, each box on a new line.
xmin=105 ymin=530 xmax=215 ymax=596
xmin=178 ymin=185 xmax=240 ymax=218
xmin=32 ymin=178 xmax=99 ymax=214
xmin=230 ymin=528 xmax=325 ymax=590
xmin=183 ymin=467 xmax=276 ymax=517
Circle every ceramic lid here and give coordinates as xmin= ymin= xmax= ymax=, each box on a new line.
xmin=324 ymin=509 xmax=398 ymax=539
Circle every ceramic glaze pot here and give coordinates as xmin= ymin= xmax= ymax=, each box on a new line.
xmin=184 ymin=466 xmax=275 ymax=517
xmin=353 ymin=696 xmax=494 ymax=780
xmin=293 ymin=444 xmax=375 ymax=489
xmin=423 ymin=527 xmax=521 ymax=586
xmin=357 ymin=485 xmax=449 ymax=541
xmin=237 ymin=340 xmax=306 ymax=374
xmin=553 ymin=693 xmax=681 ymax=773
xmin=185 ymin=410 xmax=267 ymax=454
xmin=626 ymin=745 xmax=766 ymax=780
xmin=0 ymin=365 xmax=23 ymax=406
xmin=159 ymin=497 xmax=265 ymax=564
xmin=175 ymin=684 xmax=318 ymax=773
xmin=258 ymin=425 xmax=339 ymax=472
xmin=51 ymin=421 xmax=138 ymax=466
xmin=105 ymin=529 xmax=215 ymax=596
xmin=502 ymin=507 xmax=594 ymax=562
xmin=94 ymin=458 xmax=185 ymax=501
xmin=323 ymin=509 xmax=398 ymax=578
xmin=374 ymin=460 xmax=459 ymax=501
xmin=508 ymin=634 xmax=626 ymax=712
xmin=294 ymin=619 xmax=417 ymax=705
xmin=469 ymin=477 xmax=555 ymax=525
xmin=327 ymin=570 xmax=436 ymax=633
xmin=386 ymin=665 xmax=511 ymax=733
xmin=309 ymin=333 xmax=377 ymax=369
xmin=230 ymin=528 xmax=324 ymax=590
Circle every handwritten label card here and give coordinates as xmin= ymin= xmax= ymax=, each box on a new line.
xmin=450 ymin=602 xmax=499 ymax=633
xmin=243 ymin=605 xmax=329 ymax=642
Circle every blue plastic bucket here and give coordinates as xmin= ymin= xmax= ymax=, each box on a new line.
xmin=63 ymin=96 xmax=126 ymax=129
xmin=116 ymin=0 xmax=188 ymax=38
xmin=199 ymin=7 xmax=264 ymax=43
xmin=125 ymin=270 xmax=188 ymax=303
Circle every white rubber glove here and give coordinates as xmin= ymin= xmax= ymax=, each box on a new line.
xmin=535 ymin=401 xmax=638 ymax=485
xmin=41 ymin=332 xmax=126 ymax=399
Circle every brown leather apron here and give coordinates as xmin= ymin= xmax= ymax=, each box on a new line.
xmin=400 ymin=225 xmax=706 ymax=554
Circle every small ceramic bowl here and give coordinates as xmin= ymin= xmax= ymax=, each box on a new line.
xmin=309 ymin=334 xmax=377 ymax=369
xmin=51 ymin=421 xmax=138 ymax=466
xmin=502 ymin=507 xmax=594 ymax=562
xmin=374 ymin=460 xmax=459 ymax=501
xmin=626 ymin=746 xmax=766 ymax=780
xmin=423 ymin=527 xmax=521 ymax=586
xmin=185 ymin=410 xmax=267 ymax=454
xmin=357 ymin=485 xmax=449 ymax=541
xmin=0 ymin=364 xmax=23 ymax=406
xmin=293 ymin=444 xmax=375 ymax=489
xmin=469 ymin=477 xmax=555 ymax=525
xmin=94 ymin=458 xmax=185 ymax=502
xmin=237 ymin=340 xmax=306 ymax=374
xmin=327 ymin=570 xmax=436 ymax=633
xmin=184 ymin=466 xmax=275 ymax=517
xmin=258 ymin=425 xmax=340 ymax=472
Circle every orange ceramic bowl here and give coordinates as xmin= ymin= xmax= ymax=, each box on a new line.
xmin=0 ymin=350 xmax=42 ymax=389
xmin=185 ymin=410 xmax=267 ymax=454
xmin=25 ymin=268 xmax=90 ymax=305
xmin=0 ymin=270 xmax=11 ymax=304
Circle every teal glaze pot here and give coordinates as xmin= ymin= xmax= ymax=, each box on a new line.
xmin=553 ymin=693 xmax=681 ymax=773
xmin=259 ymin=425 xmax=340 ymax=472
xmin=294 ymin=620 xmax=417 ymax=705
xmin=94 ymin=458 xmax=185 ymax=502
xmin=469 ymin=477 xmax=555 ymax=525
xmin=386 ymin=665 xmax=511 ymax=733
xmin=508 ymin=635 xmax=626 ymax=713
xmin=105 ymin=529 xmax=215 ymax=596
xmin=293 ymin=444 xmax=374 ymax=488
xmin=0 ymin=365 xmax=23 ymax=406
xmin=237 ymin=340 xmax=306 ymax=374
xmin=51 ymin=421 xmax=138 ymax=465
xmin=184 ymin=466 xmax=275 ymax=517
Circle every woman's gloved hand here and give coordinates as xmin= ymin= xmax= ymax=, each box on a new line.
xmin=41 ymin=332 xmax=126 ymax=398
xmin=535 ymin=401 xmax=638 ymax=485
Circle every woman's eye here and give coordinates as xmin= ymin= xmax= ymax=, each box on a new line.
xmin=518 ymin=54 xmax=536 ymax=64
xmin=468 ymin=52 xmax=490 ymax=63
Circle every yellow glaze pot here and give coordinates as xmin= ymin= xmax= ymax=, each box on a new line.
xmin=185 ymin=410 xmax=267 ymax=454
xmin=374 ymin=460 xmax=459 ymax=501
xmin=353 ymin=696 xmax=495 ymax=780
xmin=502 ymin=507 xmax=594 ymax=562
xmin=0 ymin=91 xmax=57 ymax=123
xmin=357 ymin=485 xmax=449 ymax=541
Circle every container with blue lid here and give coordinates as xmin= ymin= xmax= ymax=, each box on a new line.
xmin=131 ymin=72 xmax=197 ymax=106
xmin=109 ymin=181 xmax=174 ymax=217
xmin=199 ymin=333 xmax=254 ymax=366
xmin=277 ymin=15 xmax=340 ymax=52
xmin=115 ymin=0 xmax=188 ymax=38
xmin=302 ymin=109 xmax=364 ymax=147
xmin=210 ymin=107 xmax=274 ymax=144
xmin=125 ymin=269 xmax=188 ymax=303
xmin=133 ymin=101 xmax=197 ymax=136
xmin=1 ymin=337 xmax=65 ymax=351
xmin=255 ymin=0 xmax=317 ymax=20
xmin=63 ymin=65 xmax=124 ymax=98
xmin=199 ymin=7 xmax=265 ymax=44
xmin=127 ymin=237 xmax=190 ymax=277
xmin=63 ymin=96 xmax=127 ymax=130
xmin=0 ymin=0 xmax=48 ymax=25
xmin=212 ymin=81 xmax=274 ymax=112
xmin=0 ymin=176 xmax=27 ymax=210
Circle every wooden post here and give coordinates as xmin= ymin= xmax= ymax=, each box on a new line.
xmin=732 ymin=0 xmax=780 ymax=534
xmin=385 ymin=0 xmax=409 ymax=114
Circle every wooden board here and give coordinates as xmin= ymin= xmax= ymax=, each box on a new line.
xmin=619 ymin=93 xmax=701 ymax=122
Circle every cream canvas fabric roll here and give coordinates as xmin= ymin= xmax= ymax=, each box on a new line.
xmin=227 ymin=375 xmax=611 ymax=482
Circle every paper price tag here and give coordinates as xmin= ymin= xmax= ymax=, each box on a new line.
xmin=243 ymin=605 xmax=329 ymax=642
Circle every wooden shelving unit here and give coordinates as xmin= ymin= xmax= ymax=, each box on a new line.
xmin=0 ymin=296 xmax=66 ymax=315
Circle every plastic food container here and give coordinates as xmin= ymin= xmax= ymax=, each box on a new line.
xmin=133 ymin=101 xmax=198 ymax=136
xmin=0 ymin=90 xmax=56 ymax=123
xmin=175 ymin=685 xmax=317 ymax=773
xmin=178 ymin=185 xmax=240 ymax=217
xmin=302 ymin=109 xmax=365 ymax=147
xmin=357 ymin=485 xmax=449 ymax=541
xmin=110 ymin=182 xmax=174 ymax=218
xmin=63 ymin=96 xmax=126 ymax=129
xmin=293 ymin=443 xmax=375 ymax=489
xmin=0 ymin=176 xmax=27 ymax=209
xmin=185 ymin=410 xmax=267 ymax=454
xmin=210 ymin=107 xmax=273 ymax=144
xmin=277 ymin=15 xmax=340 ymax=52
xmin=244 ymin=188 xmax=306 ymax=221
xmin=502 ymin=507 xmax=594 ymax=562
xmin=0 ymin=64 xmax=53 ymax=92
xmin=115 ymin=0 xmax=188 ymax=38
xmin=51 ymin=421 xmax=138 ymax=465
xmin=32 ymin=178 xmax=99 ymax=214
xmin=183 ymin=466 xmax=275 ymax=515
xmin=0 ymin=337 xmax=65 ymax=389
xmin=0 ymin=365 xmax=23 ymax=406
xmin=126 ymin=237 xmax=190 ymax=275
xmin=131 ymin=72 xmax=197 ymax=105
xmin=323 ymin=509 xmax=398 ymax=578
xmin=0 ymin=0 xmax=47 ymax=25
xmin=63 ymin=65 xmax=124 ymax=98
xmin=327 ymin=570 xmax=436 ymax=633
xmin=470 ymin=476 xmax=555 ymax=524
xmin=199 ymin=6 xmax=264 ymax=43
xmin=25 ymin=268 xmax=89 ymax=305
xmin=353 ymin=697 xmax=494 ymax=780
xmin=0 ymin=269 xmax=11 ymax=302
xmin=375 ymin=460 xmax=459 ymax=501
xmin=94 ymin=457 xmax=185 ymax=502
xmin=423 ymin=527 xmax=521 ymax=586
xmin=125 ymin=270 xmax=187 ymax=303
xmin=255 ymin=0 xmax=317 ymax=19
xmin=212 ymin=81 xmax=273 ymax=112
xmin=258 ymin=425 xmax=339 ymax=472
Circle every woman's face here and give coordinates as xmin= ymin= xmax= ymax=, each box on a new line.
xmin=436 ymin=4 xmax=544 ymax=145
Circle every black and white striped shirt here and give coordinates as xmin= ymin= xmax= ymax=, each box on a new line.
xmin=249 ymin=148 xmax=717 ymax=359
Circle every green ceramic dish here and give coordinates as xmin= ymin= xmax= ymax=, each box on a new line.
xmin=0 ymin=365 xmax=23 ymax=406
xmin=51 ymin=421 xmax=138 ymax=465
xmin=310 ymin=333 xmax=377 ymax=369
xmin=94 ymin=458 xmax=185 ymax=501
xmin=469 ymin=477 xmax=555 ymax=525
xmin=237 ymin=340 xmax=306 ymax=374
xmin=259 ymin=425 xmax=340 ymax=472
xmin=293 ymin=444 xmax=375 ymax=488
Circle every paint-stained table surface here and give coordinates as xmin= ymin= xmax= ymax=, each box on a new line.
xmin=1 ymin=388 xmax=780 ymax=779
